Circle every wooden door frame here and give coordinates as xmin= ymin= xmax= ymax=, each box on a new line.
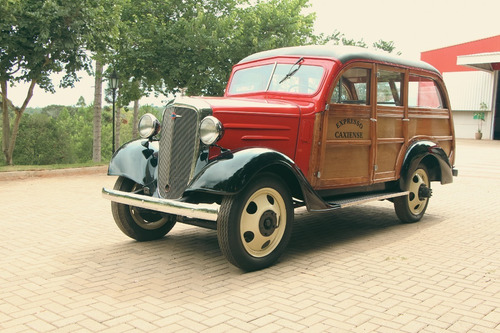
xmin=311 ymin=62 xmax=376 ymax=189
xmin=373 ymin=65 xmax=407 ymax=182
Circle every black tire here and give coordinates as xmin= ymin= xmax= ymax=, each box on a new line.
xmin=394 ymin=164 xmax=431 ymax=223
xmin=217 ymin=174 xmax=294 ymax=271
xmin=111 ymin=176 xmax=176 ymax=241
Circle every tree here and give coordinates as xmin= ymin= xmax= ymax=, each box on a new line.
xmin=340 ymin=37 xmax=368 ymax=48
xmin=112 ymin=0 xmax=399 ymax=101
xmin=92 ymin=60 xmax=104 ymax=162
xmin=14 ymin=113 xmax=72 ymax=165
xmin=319 ymin=32 xmax=400 ymax=55
xmin=373 ymin=39 xmax=401 ymax=55
xmin=90 ymin=6 xmax=122 ymax=163
xmin=112 ymin=0 xmax=318 ymax=101
xmin=0 ymin=0 xmax=118 ymax=165
xmin=76 ymin=96 xmax=86 ymax=108
xmin=132 ymin=100 xmax=139 ymax=139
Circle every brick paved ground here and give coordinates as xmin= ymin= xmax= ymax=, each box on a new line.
xmin=0 ymin=139 xmax=499 ymax=332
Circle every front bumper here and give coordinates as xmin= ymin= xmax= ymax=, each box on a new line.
xmin=102 ymin=187 xmax=219 ymax=221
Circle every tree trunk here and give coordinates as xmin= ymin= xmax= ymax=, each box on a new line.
xmin=1 ymin=81 xmax=10 ymax=164
xmin=1 ymin=79 xmax=36 ymax=165
xmin=92 ymin=60 xmax=103 ymax=162
xmin=132 ymin=100 xmax=139 ymax=138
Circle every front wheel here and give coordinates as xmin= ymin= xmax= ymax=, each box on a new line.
xmin=111 ymin=176 xmax=176 ymax=241
xmin=394 ymin=164 xmax=431 ymax=223
xmin=217 ymin=174 xmax=294 ymax=271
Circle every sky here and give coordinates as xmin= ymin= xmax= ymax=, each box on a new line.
xmin=9 ymin=0 xmax=500 ymax=108
xmin=308 ymin=0 xmax=500 ymax=59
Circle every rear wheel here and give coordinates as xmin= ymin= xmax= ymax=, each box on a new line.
xmin=217 ymin=174 xmax=293 ymax=271
xmin=394 ymin=164 xmax=431 ymax=223
xmin=111 ymin=176 xmax=176 ymax=241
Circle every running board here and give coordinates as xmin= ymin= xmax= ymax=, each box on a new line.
xmin=326 ymin=191 xmax=409 ymax=209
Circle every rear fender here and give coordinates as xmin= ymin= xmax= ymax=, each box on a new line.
xmin=400 ymin=140 xmax=453 ymax=190
xmin=108 ymin=139 xmax=159 ymax=190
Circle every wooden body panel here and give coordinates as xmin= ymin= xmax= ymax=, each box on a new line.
xmin=314 ymin=104 xmax=373 ymax=188
xmin=309 ymin=62 xmax=455 ymax=190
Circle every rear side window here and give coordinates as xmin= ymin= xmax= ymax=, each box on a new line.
xmin=331 ymin=67 xmax=371 ymax=105
xmin=377 ymin=70 xmax=404 ymax=106
xmin=408 ymin=75 xmax=444 ymax=108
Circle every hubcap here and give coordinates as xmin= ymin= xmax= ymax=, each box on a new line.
xmin=259 ymin=210 xmax=278 ymax=237
xmin=408 ymin=168 xmax=430 ymax=215
xmin=240 ymin=188 xmax=287 ymax=258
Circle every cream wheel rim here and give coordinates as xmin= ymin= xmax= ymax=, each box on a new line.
xmin=240 ymin=187 xmax=287 ymax=258
xmin=408 ymin=168 xmax=430 ymax=215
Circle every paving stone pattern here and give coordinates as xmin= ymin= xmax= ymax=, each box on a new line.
xmin=0 ymin=139 xmax=499 ymax=332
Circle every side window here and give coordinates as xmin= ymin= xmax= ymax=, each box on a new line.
xmin=331 ymin=67 xmax=370 ymax=104
xmin=408 ymin=75 xmax=444 ymax=108
xmin=377 ymin=70 xmax=404 ymax=106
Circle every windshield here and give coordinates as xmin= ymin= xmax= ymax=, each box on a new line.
xmin=228 ymin=63 xmax=324 ymax=95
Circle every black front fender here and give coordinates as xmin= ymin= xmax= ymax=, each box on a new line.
xmin=108 ymin=139 xmax=159 ymax=188
xmin=186 ymin=148 xmax=330 ymax=210
xmin=187 ymin=148 xmax=292 ymax=194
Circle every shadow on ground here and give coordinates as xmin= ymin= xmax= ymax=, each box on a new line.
xmin=84 ymin=203 xmax=442 ymax=276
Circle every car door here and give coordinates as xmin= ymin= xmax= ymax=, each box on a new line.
xmin=373 ymin=66 xmax=406 ymax=182
xmin=312 ymin=63 xmax=375 ymax=189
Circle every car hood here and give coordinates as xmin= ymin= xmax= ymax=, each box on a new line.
xmin=181 ymin=96 xmax=312 ymax=115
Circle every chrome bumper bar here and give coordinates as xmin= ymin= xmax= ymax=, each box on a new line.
xmin=102 ymin=187 xmax=219 ymax=221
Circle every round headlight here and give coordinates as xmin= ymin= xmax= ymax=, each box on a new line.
xmin=138 ymin=113 xmax=161 ymax=138
xmin=200 ymin=116 xmax=223 ymax=145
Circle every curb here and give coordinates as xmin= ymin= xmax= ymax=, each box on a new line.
xmin=0 ymin=165 xmax=108 ymax=181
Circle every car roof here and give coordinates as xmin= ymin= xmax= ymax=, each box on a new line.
xmin=238 ymin=45 xmax=440 ymax=75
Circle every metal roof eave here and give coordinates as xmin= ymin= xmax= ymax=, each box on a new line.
xmin=457 ymin=52 xmax=500 ymax=72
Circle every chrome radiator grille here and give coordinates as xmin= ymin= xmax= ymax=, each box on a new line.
xmin=158 ymin=105 xmax=200 ymax=199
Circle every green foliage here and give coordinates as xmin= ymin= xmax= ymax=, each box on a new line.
xmin=372 ymin=39 xmax=401 ymax=55
xmin=1 ymin=0 xmax=121 ymax=165
xmin=473 ymin=112 xmax=485 ymax=121
xmin=5 ymin=103 xmax=163 ymax=165
xmin=13 ymin=113 xmax=72 ymax=165
xmin=316 ymin=33 xmax=400 ymax=55
xmin=0 ymin=0 xmax=118 ymax=88
xmin=112 ymin=0 xmax=319 ymax=100
xmin=340 ymin=37 xmax=368 ymax=48
xmin=473 ymin=102 xmax=488 ymax=133
xmin=110 ymin=0 xmax=401 ymax=101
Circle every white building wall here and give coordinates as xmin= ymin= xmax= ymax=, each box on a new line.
xmin=453 ymin=110 xmax=493 ymax=139
xmin=443 ymin=71 xmax=494 ymax=111
xmin=443 ymin=71 xmax=495 ymax=139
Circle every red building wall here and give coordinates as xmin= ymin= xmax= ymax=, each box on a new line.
xmin=421 ymin=35 xmax=500 ymax=73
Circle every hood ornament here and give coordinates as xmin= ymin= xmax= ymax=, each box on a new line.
xmin=171 ymin=112 xmax=182 ymax=120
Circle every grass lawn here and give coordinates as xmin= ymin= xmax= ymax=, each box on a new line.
xmin=0 ymin=162 xmax=108 ymax=173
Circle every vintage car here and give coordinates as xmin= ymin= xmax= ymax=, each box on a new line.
xmin=103 ymin=45 xmax=457 ymax=271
